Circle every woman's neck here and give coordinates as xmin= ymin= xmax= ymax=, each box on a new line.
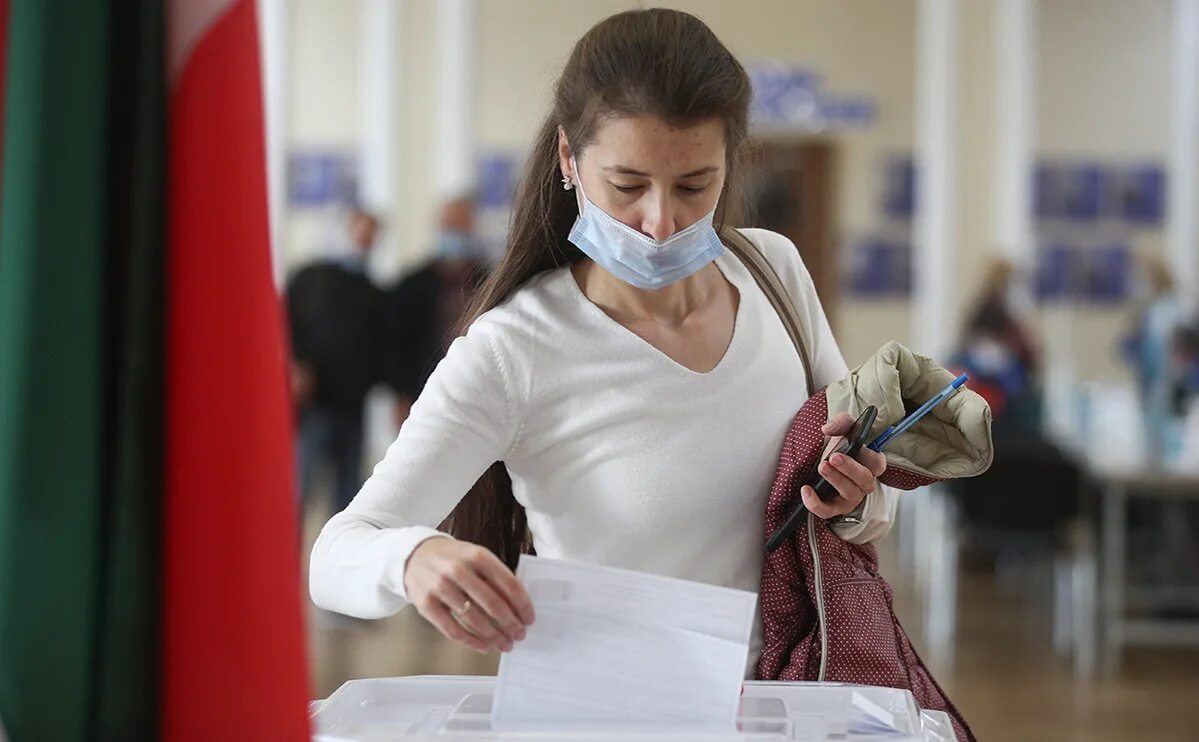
xmin=571 ymin=259 xmax=723 ymax=329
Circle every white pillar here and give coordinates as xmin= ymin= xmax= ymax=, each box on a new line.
xmin=994 ymin=0 xmax=1036 ymax=271
xmin=360 ymin=0 xmax=400 ymax=278
xmin=1170 ymin=0 xmax=1199 ymax=297
xmin=258 ymin=0 xmax=289 ymax=288
xmin=914 ymin=0 xmax=958 ymax=361
xmin=909 ymin=1 xmax=959 ymax=623
xmin=359 ymin=0 xmax=405 ymax=474
xmin=923 ymin=486 xmax=959 ymax=672
xmin=434 ymin=0 xmax=475 ymax=198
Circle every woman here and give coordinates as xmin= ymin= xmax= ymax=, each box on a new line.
xmin=310 ymin=8 xmax=893 ymax=675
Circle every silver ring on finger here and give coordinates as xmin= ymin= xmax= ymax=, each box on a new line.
xmin=450 ymin=599 xmax=481 ymax=636
xmin=451 ymin=599 xmax=473 ymax=621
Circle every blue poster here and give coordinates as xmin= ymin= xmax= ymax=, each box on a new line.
xmin=288 ymin=152 xmax=356 ymax=208
xmin=847 ymin=238 xmax=911 ymax=297
xmin=747 ymin=62 xmax=874 ymax=131
xmin=848 ymin=238 xmax=892 ymax=296
xmin=881 ymin=156 xmax=916 ymax=220
xmin=1110 ymin=165 xmax=1165 ymax=225
xmin=1035 ymin=162 xmax=1103 ymax=222
xmin=477 ymin=154 xmax=518 ymax=208
xmin=1083 ymin=242 xmax=1131 ymax=303
xmin=817 ymin=96 xmax=877 ymax=126
xmin=892 ymin=241 xmax=913 ymax=295
xmin=1035 ymin=243 xmax=1079 ymax=301
xmin=748 ymin=63 xmax=820 ymax=124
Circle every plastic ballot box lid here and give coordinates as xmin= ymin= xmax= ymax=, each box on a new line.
xmin=308 ymin=675 xmax=958 ymax=741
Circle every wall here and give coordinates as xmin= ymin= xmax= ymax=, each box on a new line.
xmin=285 ymin=0 xmax=362 ymax=272
xmin=285 ymin=0 xmax=442 ymax=281
xmin=1034 ymin=0 xmax=1174 ymax=383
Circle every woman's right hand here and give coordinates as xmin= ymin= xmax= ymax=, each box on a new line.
xmin=403 ymin=536 xmax=536 ymax=654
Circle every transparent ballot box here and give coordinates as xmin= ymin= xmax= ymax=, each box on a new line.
xmin=309 ymin=675 xmax=959 ymax=741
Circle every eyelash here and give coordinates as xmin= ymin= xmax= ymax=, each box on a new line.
xmin=612 ymin=185 xmax=707 ymax=195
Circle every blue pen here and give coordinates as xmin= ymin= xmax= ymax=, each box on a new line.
xmin=867 ymin=373 xmax=969 ymax=452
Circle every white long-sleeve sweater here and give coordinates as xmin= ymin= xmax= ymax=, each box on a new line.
xmin=309 ymin=228 xmax=897 ymax=672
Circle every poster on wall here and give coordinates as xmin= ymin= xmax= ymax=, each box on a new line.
xmin=477 ymin=155 xmax=518 ymax=209
xmin=475 ymin=153 xmax=521 ymax=265
xmin=747 ymin=61 xmax=875 ymax=133
xmin=1035 ymin=242 xmax=1080 ymax=301
xmin=1106 ymin=165 xmax=1165 ymax=225
xmin=846 ymin=237 xmax=911 ymax=298
xmin=881 ymin=156 xmax=916 ymax=220
xmin=288 ymin=151 xmax=357 ymax=208
xmin=1034 ymin=162 xmax=1103 ymax=222
xmin=1034 ymin=241 xmax=1132 ymax=304
xmin=1082 ymin=242 xmax=1131 ymax=303
xmin=1035 ymin=160 xmax=1165 ymax=226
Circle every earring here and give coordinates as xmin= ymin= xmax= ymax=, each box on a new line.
xmin=561 ymin=174 xmax=574 ymax=191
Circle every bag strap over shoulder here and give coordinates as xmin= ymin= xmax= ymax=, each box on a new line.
xmin=720 ymin=226 xmax=815 ymax=395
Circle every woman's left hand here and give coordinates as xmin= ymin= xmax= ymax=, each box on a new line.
xmin=800 ymin=413 xmax=888 ymax=519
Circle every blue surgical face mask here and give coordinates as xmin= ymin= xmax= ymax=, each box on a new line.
xmin=435 ymin=230 xmax=475 ymax=261
xmin=566 ymin=156 xmax=724 ymax=290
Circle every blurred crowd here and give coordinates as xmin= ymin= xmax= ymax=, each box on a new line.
xmin=950 ymin=252 xmax=1199 ymax=582
xmin=287 ymin=196 xmax=489 ymax=513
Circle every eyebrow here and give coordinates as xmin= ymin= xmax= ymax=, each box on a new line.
xmin=602 ymin=165 xmax=720 ymax=178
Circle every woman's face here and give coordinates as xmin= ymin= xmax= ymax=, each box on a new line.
xmin=560 ymin=116 xmax=726 ymax=241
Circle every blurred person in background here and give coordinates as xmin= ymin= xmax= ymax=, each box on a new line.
xmin=954 ymin=257 xmax=1041 ymax=432
xmin=1120 ymin=263 xmax=1199 ymax=600
xmin=383 ymin=196 xmax=489 ymax=428
xmin=1175 ymin=321 xmax=1199 ymax=410
xmin=287 ymin=208 xmax=385 ymax=514
xmin=310 ymin=8 xmax=893 ymax=675
xmin=949 ymin=257 xmax=1080 ymax=559
xmin=1122 ymin=255 xmax=1188 ymax=461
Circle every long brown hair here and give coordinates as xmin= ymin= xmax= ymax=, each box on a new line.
xmin=443 ymin=8 xmax=754 ymax=569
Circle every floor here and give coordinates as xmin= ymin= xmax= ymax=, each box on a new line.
xmin=304 ymin=504 xmax=1199 ymax=741
xmin=945 ymin=575 xmax=1198 ymax=741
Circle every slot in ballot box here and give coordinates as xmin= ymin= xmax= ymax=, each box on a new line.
xmin=309 ymin=675 xmax=959 ymax=741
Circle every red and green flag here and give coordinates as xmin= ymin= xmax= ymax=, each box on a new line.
xmin=0 ymin=2 xmax=114 ymax=739
xmin=0 ymin=1 xmax=309 ymax=739
xmin=163 ymin=0 xmax=309 ymax=737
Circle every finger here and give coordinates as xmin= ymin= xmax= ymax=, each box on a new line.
xmin=455 ymin=567 xmax=527 ymax=642
xmin=821 ymin=413 xmax=855 ymax=436
xmin=455 ymin=599 xmax=511 ymax=651
xmin=857 ymin=447 xmax=888 ymax=477
xmin=801 ymin=484 xmax=851 ymax=519
xmin=456 ymin=601 xmax=512 ymax=652
xmin=423 ymin=600 xmax=491 ymax=654
xmin=827 ymin=451 xmax=877 ymax=494
xmin=474 ymin=553 xmax=536 ymax=625
xmin=437 ymin=583 xmax=511 ymax=652
xmin=816 ymin=459 xmax=867 ymax=509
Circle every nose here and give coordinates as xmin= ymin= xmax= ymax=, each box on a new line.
xmin=640 ymin=192 xmax=677 ymax=242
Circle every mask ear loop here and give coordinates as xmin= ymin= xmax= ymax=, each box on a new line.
xmin=569 ymin=155 xmax=587 ymax=216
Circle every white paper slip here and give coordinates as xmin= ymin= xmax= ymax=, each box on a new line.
xmin=848 ymin=690 xmax=904 ymax=736
xmin=491 ymin=555 xmax=758 ymax=733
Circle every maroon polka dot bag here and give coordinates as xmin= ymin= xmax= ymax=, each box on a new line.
xmin=756 ymin=388 xmax=979 ymax=742
xmin=727 ymin=231 xmax=993 ymax=742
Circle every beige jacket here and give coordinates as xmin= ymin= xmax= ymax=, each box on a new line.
xmin=827 ymin=340 xmax=994 ymax=483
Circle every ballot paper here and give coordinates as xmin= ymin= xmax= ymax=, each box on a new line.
xmin=490 ymin=555 xmax=758 ymax=733
xmin=847 ymin=690 xmax=904 ymax=736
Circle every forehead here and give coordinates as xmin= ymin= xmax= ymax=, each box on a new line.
xmin=586 ymin=116 xmax=726 ymax=172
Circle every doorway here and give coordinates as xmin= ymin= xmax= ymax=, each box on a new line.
xmin=746 ymin=139 xmax=838 ymax=324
